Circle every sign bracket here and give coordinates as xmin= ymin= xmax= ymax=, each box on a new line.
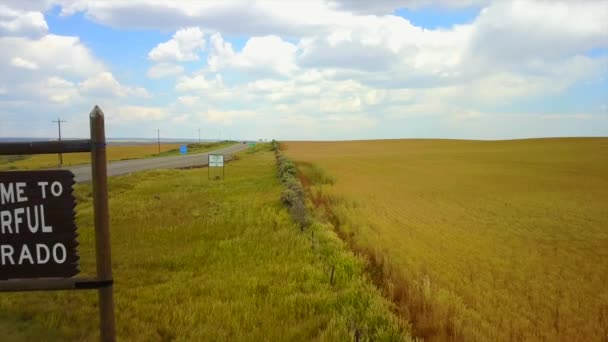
xmin=0 ymin=277 xmax=113 ymax=292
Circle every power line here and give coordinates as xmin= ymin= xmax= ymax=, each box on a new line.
xmin=52 ymin=117 xmax=66 ymax=141
xmin=52 ymin=117 xmax=66 ymax=166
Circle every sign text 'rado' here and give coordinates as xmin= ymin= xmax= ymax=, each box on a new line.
xmin=0 ymin=170 xmax=79 ymax=280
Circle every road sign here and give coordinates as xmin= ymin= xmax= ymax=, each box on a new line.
xmin=180 ymin=145 xmax=188 ymax=155
xmin=208 ymin=154 xmax=225 ymax=180
xmin=0 ymin=106 xmax=116 ymax=341
xmin=209 ymin=154 xmax=224 ymax=167
xmin=0 ymin=170 xmax=79 ymax=280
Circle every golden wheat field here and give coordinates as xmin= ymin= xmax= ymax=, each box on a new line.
xmin=283 ymin=138 xmax=608 ymax=341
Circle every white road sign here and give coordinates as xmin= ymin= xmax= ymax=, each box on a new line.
xmin=209 ymin=154 xmax=224 ymax=167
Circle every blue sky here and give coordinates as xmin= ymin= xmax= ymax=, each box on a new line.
xmin=0 ymin=0 xmax=606 ymax=140
xmin=395 ymin=5 xmax=481 ymax=28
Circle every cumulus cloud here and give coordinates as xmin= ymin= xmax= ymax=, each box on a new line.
xmin=235 ymin=36 xmax=297 ymax=76
xmin=177 ymin=95 xmax=199 ymax=106
xmin=207 ymin=32 xmax=235 ymax=72
xmin=80 ymin=72 xmax=150 ymax=98
xmin=175 ymin=74 xmax=224 ymax=92
xmin=466 ymin=1 xmax=608 ymax=68
xmin=11 ymin=56 xmax=39 ymax=70
xmin=207 ymin=34 xmax=298 ymax=77
xmin=200 ymin=108 xmax=257 ymax=125
xmin=1 ymin=1 xmax=51 ymax=12
xmin=39 ymin=76 xmax=79 ymax=104
xmin=35 ymin=0 xmax=608 ymax=89
xmin=295 ymin=15 xmax=468 ymax=79
xmin=110 ymin=105 xmax=167 ymax=121
xmin=148 ymin=27 xmax=205 ymax=62
xmin=327 ymin=0 xmax=489 ymax=14
xmin=0 ymin=34 xmax=105 ymax=83
xmin=54 ymin=0 xmax=342 ymax=36
xmin=147 ymin=63 xmax=184 ymax=79
xmin=0 ymin=4 xmax=48 ymax=38
xmin=0 ymin=22 xmax=153 ymax=137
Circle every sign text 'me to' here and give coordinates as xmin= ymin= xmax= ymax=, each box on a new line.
xmin=0 ymin=170 xmax=79 ymax=280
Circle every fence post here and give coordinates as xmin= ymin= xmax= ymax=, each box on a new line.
xmin=90 ymin=105 xmax=116 ymax=341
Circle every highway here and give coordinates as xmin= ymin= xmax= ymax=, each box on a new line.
xmin=66 ymin=143 xmax=249 ymax=182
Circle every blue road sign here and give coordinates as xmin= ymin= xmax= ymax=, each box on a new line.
xmin=180 ymin=145 xmax=187 ymax=154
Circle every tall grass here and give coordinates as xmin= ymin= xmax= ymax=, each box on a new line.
xmin=0 ymin=144 xmax=409 ymax=341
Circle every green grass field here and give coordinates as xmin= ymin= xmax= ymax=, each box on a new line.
xmin=0 ymin=141 xmax=235 ymax=171
xmin=0 ymin=144 xmax=409 ymax=341
xmin=283 ymin=138 xmax=608 ymax=341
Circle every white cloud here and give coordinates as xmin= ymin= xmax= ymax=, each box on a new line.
xmin=466 ymin=1 xmax=608 ymax=68
xmin=41 ymin=76 xmax=79 ymax=104
xmin=111 ymin=105 xmax=167 ymax=121
xmin=171 ymin=113 xmax=190 ymax=123
xmin=290 ymin=0 xmax=607 ymax=97
xmin=199 ymin=108 xmax=256 ymax=125
xmin=0 ymin=30 xmax=154 ymax=138
xmin=326 ymin=113 xmax=376 ymax=128
xmin=177 ymin=95 xmax=199 ymax=106
xmin=80 ymin=72 xmax=151 ymax=98
xmin=148 ymin=27 xmax=205 ymax=62
xmin=232 ymin=35 xmax=297 ymax=76
xmin=55 ymin=0 xmax=343 ymax=36
xmin=207 ymin=33 xmax=297 ymax=77
xmin=290 ymin=13 xmax=475 ymax=89
xmin=11 ymin=56 xmax=39 ymax=70
xmin=50 ymin=0 xmax=608 ymax=87
xmin=328 ymin=0 xmax=489 ymax=14
xmin=147 ymin=63 xmax=184 ymax=78
xmin=0 ymin=4 xmax=48 ymax=38
xmin=175 ymin=74 xmax=224 ymax=92
xmin=207 ymin=32 xmax=235 ymax=72
xmin=0 ymin=34 xmax=105 ymax=84
xmin=540 ymin=113 xmax=598 ymax=121
xmin=0 ymin=34 xmax=104 ymax=108
xmin=1 ymin=1 xmax=51 ymax=12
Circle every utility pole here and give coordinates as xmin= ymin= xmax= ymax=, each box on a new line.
xmin=154 ymin=129 xmax=160 ymax=154
xmin=198 ymin=128 xmax=201 ymax=143
xmin=52 ymin=117 xmax=66 ymax=166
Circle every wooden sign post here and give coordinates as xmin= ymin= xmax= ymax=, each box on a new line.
xmin=0 ymin=106 xmax=116 ymax=341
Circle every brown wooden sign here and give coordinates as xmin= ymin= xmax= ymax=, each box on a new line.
xmin=0 ymin=170 xmax=79 ymax=280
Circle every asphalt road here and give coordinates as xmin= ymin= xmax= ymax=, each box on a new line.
xmin=66 ymin=143 xmax=249 ymax=182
